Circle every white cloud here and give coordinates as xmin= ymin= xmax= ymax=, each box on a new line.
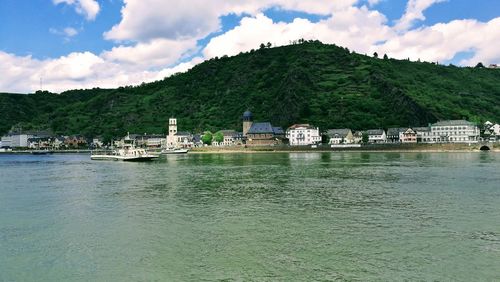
xmin=104 ymin=0 xmax=358 ymax=42
xmin=102 ymin=39 xmax=198 ymax=68
xmin=374 ymin=17 xmax=500 ymax=65
xmin=0 ymin=50 xmax=202 ymax=93
xmin=50 ymin=27 xmax=79 ymax=38
xmin=53 ymin=0 xmax=100 ymax=20
xmin=64 ymin=27 xmax=79 ymax=37
xmin=366 ymin=0 xmax=382 ymax=6
xmin=2 ymin=0 xmax=500 ymax=94
xmin=394 ymin=0 xmax=447 ymax=31
xmin=204 ymin=7 xmax=392 ymax=58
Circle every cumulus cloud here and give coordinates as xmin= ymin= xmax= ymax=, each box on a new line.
xmin=104 ymin=0 xmax=358 ymax=42
xmin=102 ymin=39 xmax=198 ymax=68
xmin=394 ymin=0 xmax=447 ymax=31
xmin=374 ymin=17 xmax=500 ymax=64
xmin=0 ymin=50 xmax=202 ymax=93
xmin=204 ymin=7 xmax=392 ymax=59
xmin=53 ymin=0 xmax=100 ymax=21
xmin=2 ymin=0 xmax=500 ymax=94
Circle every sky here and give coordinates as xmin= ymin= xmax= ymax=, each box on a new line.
xmin=0 ymin=0 xmax=499 ymax=93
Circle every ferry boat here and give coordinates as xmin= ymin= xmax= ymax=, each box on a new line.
xmin=91 ymin=135 xmax=158 ymax=161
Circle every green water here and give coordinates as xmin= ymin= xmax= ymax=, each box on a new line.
xmin=1 ymin=152 xmax=499 ymax=281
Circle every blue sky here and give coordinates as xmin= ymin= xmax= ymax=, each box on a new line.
xmin=1 ymin=0 xmax=499 ymax=93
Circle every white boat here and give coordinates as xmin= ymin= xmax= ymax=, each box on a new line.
xmin=91 ymin=135 xmax=158 ymax=161
xmin=161 ymin=148 xmax=189 ymax=154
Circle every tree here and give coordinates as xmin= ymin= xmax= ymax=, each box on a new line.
xmin=201 ymin=132 xmax=213 ymax=145
xmin=266 ymin=42 xmax=272 ymax=48
xmin=475 ymin=62 xmax=485 ymax=68
xmin=373 ymin=52 xmax=378 ymax=58
xmin=362 ymin=132 xmax=369 ymax=144
xmin=259 ymin=43 xmax=265 ymax=49
xmin=214 ymin=131 xmax=224 ymax=143
xmin=383 ymin=54 xmax=388 ymax=60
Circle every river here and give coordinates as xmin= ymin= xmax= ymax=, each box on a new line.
xmin=1 ymin=152 xmax=499 ymax=281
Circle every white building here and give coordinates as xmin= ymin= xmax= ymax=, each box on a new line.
xmin=0 ymin=133 xmax=33 ymax=147
xmin=366 ymin=129 xmax=386 ymax=143
xmin=420 ymin=120 xmax=479 ymax=143
xmin=166 ymin=118 xmax=178 ymax=148
xmin=1 ymin=136 xmax=11 ymax=147
xmin=326 ymin=129 xmax=354 ymax=144
xmin=286 ymin=124 xmax=321 ymax=146
xmin=486 ymin=122 xmax=500 ymax=136
xmin=174 ymin=131 xmax=194 ymax=148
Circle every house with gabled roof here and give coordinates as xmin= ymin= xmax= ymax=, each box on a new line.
xmin=366 ymin=129 xmax=387 ymax=143
xmin=326 ymin=129 xmax=354 ymax=144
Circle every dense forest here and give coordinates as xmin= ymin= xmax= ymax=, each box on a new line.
xmin=1 ymin=41 xmax=499 ymax=139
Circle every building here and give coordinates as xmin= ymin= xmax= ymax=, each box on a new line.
xmin=485 ymin=121 xmax=500 ymax=136
xmin=353 ymin=131 xmax=363 ymax=144
xmin=420 ymin=120 xmax=480 ymax=143
xmin=92 ymin=137 xmax=104 ymax=148
xmin=64 ymin=135 xmax=88 ymax=148
xmin=241 ymin=111 xmax=284 ymax=146
xmin=387 ymin=128 xmax=417 ymax=143
xmin=286 ymin=124 xmax=321 ymax=146
xmin=491 ymin=124 xmax=500 ymax=139
xmin=326 ymin=129 xmax=354 ymax=144
xmin=242 ymin=111 xmax=253 ymax=137
xmin=366 ymin=129 xmax=387 ymax=143
xmin=166 ymin=118 xmax=178 ymax=147
xmin=214 ymin=130 xmax=244 ymax=146
xmin=400 ymin=128 xmax=417 ymax=143
xmin=28 ymin=137 xmax=54 ymax=149
xmin=1 ymin=136 xmax=12 ymax=148
xmin=413 ymin=127 xmax=430 ymax=143
xmin=1 ymin=133 xmax=32 ymax=147
xmin=132 ymin=134 xmax=166 ymax=148
xmin=0 ymin=130 xmax=55 ymax=148
xmin=246 ymin=122 xmax=284 ymax=146
xmin=175 ymin=131 xmax=194 ymax=148
xmin=387 ymin=128 xmax=405 ymax=143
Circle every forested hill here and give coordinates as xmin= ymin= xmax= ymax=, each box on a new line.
xmin=1 ymin=41 xmax=499 ymax=138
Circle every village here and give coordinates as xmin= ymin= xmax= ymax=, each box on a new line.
xmin=1 ymin=110 xmax=499 ymax=152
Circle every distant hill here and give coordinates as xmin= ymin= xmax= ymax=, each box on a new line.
xmin=1 ymin=41 xmax=499 ymax=139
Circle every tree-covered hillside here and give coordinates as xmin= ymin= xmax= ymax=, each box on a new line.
xmin=1 ymin=41 xmax=499 ymax=138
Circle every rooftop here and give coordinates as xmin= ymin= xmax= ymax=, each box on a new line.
xmin=326 ymin=129 xmax=352 ymax=138
xmin=387 ymin=127 xmax=407 ymax=135
xmin=366 ymin=129 xmax=385 ymax=135
xmin=432 ymin=120 xmax=476 ymax=127
xmin=288 ymin=124 xmax=316 ymax=130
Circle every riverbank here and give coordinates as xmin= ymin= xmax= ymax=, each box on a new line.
xmin=1 ymin=143 xmax=498 ymax=155
xmin=190 ymin=143 xmax=500 ymax=153
xmin=0 ymin=149 xmax=91 ymax=155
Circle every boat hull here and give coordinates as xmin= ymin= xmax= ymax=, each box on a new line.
xmin=91 ymin=155 xmax=159 ymax=161
xmin=161 ymin=149 xmax=189 ymax=154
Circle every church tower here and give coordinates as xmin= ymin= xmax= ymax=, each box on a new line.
xmin=167 ymin=118 xmax=177 ymax=147
xmin=242 ymin=110 xmax=253 ymax=136
xmin=168 ymin=118 xmax=177 ymax=136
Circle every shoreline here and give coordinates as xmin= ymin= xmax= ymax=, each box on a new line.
xmin=188 ymin=143 xmax=499 ymax=154
xmin=1 ymin=144 xmax=498 ymax=155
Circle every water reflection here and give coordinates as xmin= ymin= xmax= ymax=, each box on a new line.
xmin=0 ymin=152 xmax=499 ymax=281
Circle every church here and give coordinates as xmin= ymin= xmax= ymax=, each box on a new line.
xmin=242 ymin=111 xmax=284 ymax=146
